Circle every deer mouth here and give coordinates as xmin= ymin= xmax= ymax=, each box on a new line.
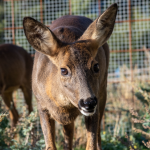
xmin=78 ymin=104 xmax=97 ymax=116
xmin=78 ymin=98 xmax=97 ymax=116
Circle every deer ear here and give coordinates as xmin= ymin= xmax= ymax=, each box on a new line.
xmin=23 ymin=17 xmax=61 ymax=57
xmin=79 ymin=3 xmax=118 ymax=57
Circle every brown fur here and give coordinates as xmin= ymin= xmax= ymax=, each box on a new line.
xmin=23 ymin=3 xmax=118 ymax=150
xmin=0 ymin=44 xmax=33 ymax=127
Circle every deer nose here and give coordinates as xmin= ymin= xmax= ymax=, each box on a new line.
xmin=78 ymin=97 xmax=97 ymax=112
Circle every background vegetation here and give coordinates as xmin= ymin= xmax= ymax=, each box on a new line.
xmin=1 ymin=79 xmax=150 ymax=150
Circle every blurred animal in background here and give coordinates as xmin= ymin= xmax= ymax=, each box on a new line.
xmin=23 ymin=3 xmax=117 ymax=150
xmin=0 ymin=44 xmax=33 ymax=127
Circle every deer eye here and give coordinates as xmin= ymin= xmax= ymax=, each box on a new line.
xmin=93 ymin=63 xmax=99 ymax=73
xmin=61 ymin=68 xmax=68 ymax=76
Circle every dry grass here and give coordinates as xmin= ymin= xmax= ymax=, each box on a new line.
xmin=0 ymin=112 xmax=8 ymax=122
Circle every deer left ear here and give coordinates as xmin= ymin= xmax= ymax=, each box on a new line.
xmin=23 ymin=17 xmax=62 ymax=57
xmin=79 ymin=3 xmax=118 ymax=57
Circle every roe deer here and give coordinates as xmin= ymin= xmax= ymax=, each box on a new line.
xmin=0 ymin=44 xmax=33 ymax=127
xmin=23 ymin=3 xmax=118 ymax=150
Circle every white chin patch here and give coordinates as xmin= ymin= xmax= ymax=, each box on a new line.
xmin=80 ymin=106 xmax=97 ymax=116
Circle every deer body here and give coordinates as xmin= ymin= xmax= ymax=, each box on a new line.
xmin=0 ymin=44 xmax=33 ymax=127
xmin=23 ymin=3 xmax=118 ymax=150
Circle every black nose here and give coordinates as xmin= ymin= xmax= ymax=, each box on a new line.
xmin=78 ymin=97 xmax=97 ymax=112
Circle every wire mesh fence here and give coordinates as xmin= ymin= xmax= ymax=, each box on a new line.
xmin=0 ymin=0 xmax=150 ymax=137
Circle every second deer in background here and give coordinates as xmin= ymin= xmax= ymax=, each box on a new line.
xmin=0 ymin=44 xmax=33 ymax=127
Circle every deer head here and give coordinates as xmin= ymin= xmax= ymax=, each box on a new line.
xmin=23 ymin=3 xmax=117 ymax=116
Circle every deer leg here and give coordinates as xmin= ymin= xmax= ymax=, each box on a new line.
xmin=2 ymin=91 xmax=19 ymax=127
xmin=21 ymin=86 xmax=33 ymax=113
xmin=97 ymin=113 xmax=105 ymax=150
xmin=97 ymin=114 xmax=103 ymax=150
xmin=38 ymin=108 xmax=56 ymax=150
xmin=97 ymin=124 xmax=102 ymax=150
xmin=97 ymin=90 xmax=107 ymax=150
xmin=63 ymin=122 xmax=74 ymax=150
xmin=85 ymin=113 xmax=99 ymax=150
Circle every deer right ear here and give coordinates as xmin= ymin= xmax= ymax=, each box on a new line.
xmin=79 ymin=3 xmax=118 ymax=58
xmin=23 ymin=17 xmax=61 ymax=56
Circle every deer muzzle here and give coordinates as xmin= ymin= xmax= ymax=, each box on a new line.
xmin=78 ymin=97 xmax=97 ymax=116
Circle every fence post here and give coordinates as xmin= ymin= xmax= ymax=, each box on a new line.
xmin=69 ymin=0 xmax=72 ymax=15
xmin=128 ymin=0 xmax=135 ymax=108
xmin=11 ymin=0 xmax=15 ymax=44
xmin=40 ymin=0 xmax=43 ymax=23
xmin=98 ymin=0 xmax=101 ymax=15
